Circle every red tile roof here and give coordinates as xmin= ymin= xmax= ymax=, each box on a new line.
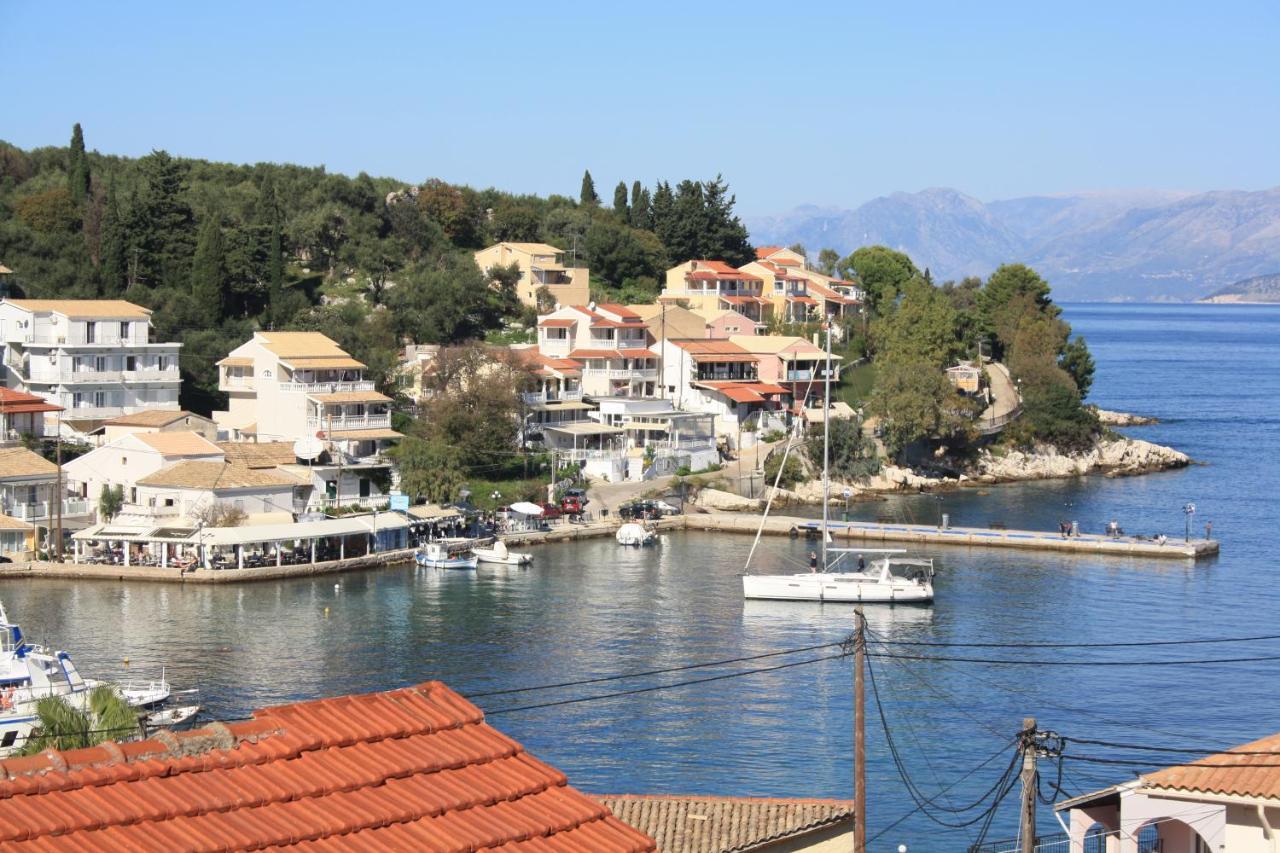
xmin=595 ymin=303 xmax=641 ymax=319
xmin=754 ymin=246 xmax=783 ymax=258
xmin=538 ymin=318 xmax=576 ymax=328
xmin=687 ymin=261 xmax=762 ymax=282
xmin=0 ymin=387 xmax=61 ymax=415
xmin=1142 ymin=731 xmax=1280 ymax=801
xmin=598 ymin=795 xmax=855 ymax=853
xmin=0 ymin=682 xmax=655 ymax=851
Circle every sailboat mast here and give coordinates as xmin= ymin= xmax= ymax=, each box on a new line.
xmin=821 ymin=317 xmax=832 ymax=570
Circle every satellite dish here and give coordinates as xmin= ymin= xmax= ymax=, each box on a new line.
xmin=293 ymin=436 xmax=325 ymax=461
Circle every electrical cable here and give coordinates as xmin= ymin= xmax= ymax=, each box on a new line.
xmin=1067 ymin=736 xmax=1280 ymax=756
xmin=1063 ymin=753 xmax=1280 ymax=769
xmin=463 ymin=638 xmax=847 ymax=698
xmin=867 ymin=650 xmax=1280 ymax=667
xmin=872 ymin=632 xmax=1280 ymax=649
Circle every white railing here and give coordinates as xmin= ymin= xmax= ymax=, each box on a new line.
xmin=123 ymin=369 xmax=178 ymax=382
xmin=220 ymin=377 xmax=256 ymax=390
xmin=7 ymin=499 xmax=91 ymax=521
xmin=556 ymin=448 xmax=625 ymax=461
xmin=60 ymin=405 xmax=125 ymax=419
xmin=522 ymin=390 xmax=583 ymax=405
xmin=281 ymin=380 xmax=375 ymax=394
xmin=307 ymin=413 xmax=392 ymax=431
xmin=617 ymin=339 xmax=649 ymax=349
xmin=583 ymin=368 xmax=658 ymax=380
xmin=121 ymin=502 xmax=181 ymax=518
xmin=68 ymin=370 xmax=123 ymax=382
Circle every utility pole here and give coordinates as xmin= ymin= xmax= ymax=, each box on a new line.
xmin=54 ymin=411 xmax=63 ymax=562
xmin=854 ymin=608 xmax=867 ymax=853
xmin=1019 ymin=717 xmax=1038 ymax=853
xmin=328 ymin=413 xmax=340 ymax=513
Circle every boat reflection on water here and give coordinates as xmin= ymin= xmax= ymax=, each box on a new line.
xmin=740 ymin=597 xmax=936 ymax=639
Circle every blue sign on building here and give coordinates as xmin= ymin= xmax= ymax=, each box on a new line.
xmin=389 ymin=494 xmax=410 ymax=512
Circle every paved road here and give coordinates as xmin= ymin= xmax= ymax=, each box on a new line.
xmin=979 ymin=361 xmax=1021 ymax=424
xmin=587 ymin=440 xmax=784 ymax=517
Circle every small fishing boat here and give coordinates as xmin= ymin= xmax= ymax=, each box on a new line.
xmin=616 ymin=523 xmax=656 ymax=546
xmin=415 ymin=541 xmax=479 ymax=569
xmin=472 ymin=540 xmax=532 ymax=566
xmin=116 ymin=667 xmax=172 ymax=708
xmin=742 ymin=549 xmax=935 ymax=603
xmin=144 ymin=704 xmax=200 ymax=729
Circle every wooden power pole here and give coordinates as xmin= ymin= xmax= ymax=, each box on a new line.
xmin=854 ymin=608 xmax=866 ymax=853
xmin=1019 ymin=716 xmax=1038 ymax=853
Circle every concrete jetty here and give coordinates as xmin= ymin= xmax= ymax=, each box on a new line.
xmin=684 ymin=514 xmax=1218 ymax=559
xmin=0 ymin=512 xmax=1216 ymax=586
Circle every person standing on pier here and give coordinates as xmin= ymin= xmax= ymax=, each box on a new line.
xmin=809 ymin=551 xmax=818 ymax=572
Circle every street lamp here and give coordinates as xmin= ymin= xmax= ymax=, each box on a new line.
xmin=1183 ymin=502 xmax=1196 ymax=543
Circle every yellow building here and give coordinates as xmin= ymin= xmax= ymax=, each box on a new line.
xmin=739 ymin=260 xmax=819 ymax=323
xmin=473 ymin=242 xmax=590 ymax=309
xmin=660 ymin=260 xmax=771 ymax=328
xmin=0 ymin=514 xmax=36 ymax=560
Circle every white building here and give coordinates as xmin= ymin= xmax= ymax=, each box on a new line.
xmin=658 ymin=339 xmax=788 ymax=447
xmin=133 ymin=460 xmax=301 ymax=524
xmin=535 ymin=304 xmax=658 ymax=398
xmin=0 ymin=299 xmax=181 ymax=424
xmin=214 ymin=332 xmax=400 ymax=510
xmin=0 ymin=446 xmax=91 ymax=527
xmin=63 ymin=431 xmax=225 ymax=520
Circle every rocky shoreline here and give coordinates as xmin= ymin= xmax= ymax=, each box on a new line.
xmin=729 ymin=434 xmax=1191 ymax=508
xmin=1093 ymin=407 xmax=1159 ymax=426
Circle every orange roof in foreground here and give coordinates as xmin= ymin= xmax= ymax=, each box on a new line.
xmin=0 ymin=387 xmax=61 ymax=414
xmin=0 ymin=681 xmax=656 ymax=851
xmin=1142 ymin=731 xmax=1280 ymax=801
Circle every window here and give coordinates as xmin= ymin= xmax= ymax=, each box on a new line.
xmin=121 ymin=456 xmax=127 ymax=465
xmin=129 ymin=487 xmax=137 ymax=504
xmin=158 ymin=356 xmax=168 ymax=371
xmin=93 ymin=391 xmax=106 ymax=408
xmin=0 ymin=731 xmax=15 ymax=748
xmin=84 ymin=322 xmax=96 ymax=344
xmin=95 ymin=356 xmax=108 ymax=373
xmin=359 ymin=478 xmax=371 ymax=498
xmin=125 ymin=356 xmax=136 ymax=372
xmin=119 ymin=322 xmax=129 ymax=341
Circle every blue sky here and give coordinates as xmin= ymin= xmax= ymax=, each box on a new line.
xmin=5 ymin=1 xmax=1278 ymax=215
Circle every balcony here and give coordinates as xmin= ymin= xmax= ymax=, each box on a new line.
xmin=59 ymin=405 xmax=126 ymax=419
xmin=521 ymin=389 xmax=583 ymax=405
xmin=616 ymin=338 xmax=650 ymax=350
xmin=123 ymin=369 xmax=179 ymax=382
xmin=7 ymin=499 xmax=92 ymax=522
xmin=307 ymin=413 xmax=392 ymax=432
xmin=584 ymin=368 xmax=658 ymax=380
xmin=67 ymin=370 xmax=123 ymax=383
xmin=281 ymin=380 xmax=376 ymax=394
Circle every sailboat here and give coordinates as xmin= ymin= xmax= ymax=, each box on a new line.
xmin=741 ymin=319 xmax=935 ymax=604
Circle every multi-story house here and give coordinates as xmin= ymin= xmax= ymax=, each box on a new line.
xmin=690 ymin=307 xmax=757 ymax=338
xmin=214 ymin=332 xmax=400 ymax=510
xmin=98 ymin=410 xmax=218 ymax=445
xmin=0 ymin=446 xmax=91 ymax=527
xmin=506 ymin=347 xmax=595 ymax=445
xmin=627 ymin=304 xmax=711 ymax=342
xmin=393 ymin=344 xmax=440 ymax=407
xmin=64 ymin=431 xmax=225 ymax=520
xmin=740 ymin=259 xmax=821 ymax=323
xmin=0 ymin=299 xmax=182 ymax=425
xmin=536 ymin=304 xmax=658 ymax=398
xmin=658 ymin=339 xmax=788 ymax=445
xmin=660 ymin=260 xmax=772 ymax=329
xmin=728 ymin=334 xmax=842 ymax=411
xmin=753 ymin=246 xmax=863 ymax=321
xmin=474 ymin=242 xmax=590 ymax=309
xmin=0 ymin=387 xmax=62 ymax=447
xmin=588 ymin=397 xmax=718 ymax=479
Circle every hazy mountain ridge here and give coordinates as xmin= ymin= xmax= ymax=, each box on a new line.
xmin=1201 ymin=272 xmax=1280 ymax=303
xmin=748 ymin=187 xmax=1280 ymax=300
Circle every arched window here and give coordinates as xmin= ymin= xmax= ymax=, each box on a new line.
xmin=1083 ymin=822 xmax=1109 ymax=853
xmin=1137 ymin=822 xmax=1159 ymax=853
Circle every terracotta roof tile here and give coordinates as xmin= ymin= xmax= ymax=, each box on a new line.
xmin=136 ymin=460 xmax=301 ymax=490
xmin=0 ymin=682 xmax=654 ymax=851
xmin=103 ymin=409 xmax=206 ymax=428
xmin=597 ymin=794 xmax=854 ymax=852
xmin=0 ymin=447 xmax=57 ymax=479
xmin=0 ymin=387 xmax=62 ymax=414
xmin=1142 ymin=731 xmax=1280 ymax=801
xmin=217 ymin=441 xmax=298 ymax=468
xmin=134 ymin=431 xmax=223 ymax=457
xmin=3 ymin=299 xmax=152 ymax=319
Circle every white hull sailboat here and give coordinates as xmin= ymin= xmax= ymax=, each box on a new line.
xmin=741 ymin=319 xmax=935 ymax=605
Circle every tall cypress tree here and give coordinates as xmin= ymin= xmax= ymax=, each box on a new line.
xmin=190 ymin=215 xmax=227 ymax=324
xmin=98 ymin=180 xmax=127 ymax=296
xmin=612 ymin=181 xmax=629 ymax=219
xmin=68 ymin=123 xmax=90 ymax=204
xmin=650 ymin=181 xmax=675 ymax=244
xmin=630 ymin=182 xmax=651 ymax=230
xmin=134 ymin=150 xmax=195 ymax=289
xmin=579 ymin=170 xmax=599 ymax=206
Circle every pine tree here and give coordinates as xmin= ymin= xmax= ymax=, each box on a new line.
xmin=612 ymin=181 xmax=629 ymax=219
xmin=650 ymin=181 xmax=675 ymax=245
xmin=98 ymin=181 xmax=126 ymax=296
xmin=190 ymin=215 xmax=227 ymax=324
xmin=629 ymin=181 xmax=651 ymax=230
xmin=579 ymin=170 xmax=599 ymax=206
xmin=133 ymin=150 xmax=195 ymax=289
xmin=68 ymin=124 xmax=90 ymax=204
xmin=701 ymin=175 xmax=753 ymax=266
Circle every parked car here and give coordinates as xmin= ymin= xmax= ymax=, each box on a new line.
xmin=563 ymin=488 xmax=590 ymax=506
xmin=620 ymin=500 xmax=662 ymax=521
xmin=539 ymin=502 xmax=564 ymax=520
xmin=653 ymin=499 xmax=680 ymax=516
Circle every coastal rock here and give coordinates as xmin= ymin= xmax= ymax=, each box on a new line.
xmin=695 ymin=488 xmax=763 ymax=512
xmin=1093 ymin=407 xmax=1159 ymax=426
xmin=973 ymin=437 xmax=1188 ymax=483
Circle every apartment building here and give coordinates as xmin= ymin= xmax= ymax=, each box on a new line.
xmin=214 ymin=331 xmax=400 ymax=510
xmin=660 ymin=260 xmax=772 ymax=329
xmin=626 ymin=303 xmax=710 ymax=342
xmin=98 ymin=410 xmax=218 ymax=444
xmin=474 ymin=242 xmax=590 ymax=309
xmin=754 ymin=246 xmax=864 ymax=319
xmin=658 ymin=339 xmax=788 ymax=444
xmin=64 ymin=431 xmax=225 ymax=520
xmin=535 ymin=304 xmax=658 ymax=398
xmin=0 ymin=387 xmax=62 ymax=446
xmin=740 ymin=259 xmax=820 ymax=323
xmin=0 ymin=299 xmax=181 ymax=424
xmin=728 ymin=334 xmax=841 ymax=410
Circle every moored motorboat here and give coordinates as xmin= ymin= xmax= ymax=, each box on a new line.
xmin=415 ymin=540 xmax=479 ymax=569
xmin=616 ymin=523 xmax=656 ymax=546
xmin=144 ymin=704 xmax=200 ymax=729
xmin=472 ymin=540 xmax=532 ymax=566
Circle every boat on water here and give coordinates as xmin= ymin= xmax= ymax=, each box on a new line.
xmin=472 ymin=540 xmax=532 ymax=566
xmin=741 ymin=320 xmax=936 ymax=605
xmin=115 ymin=667 xmax=172 ymax=708
xmin=742 ymin=549 xmax=935 ymax=602
xmin=415 ymin=540 xmax=479 ymax=569
xmin=144 ymin=704 xmax=200 ymax=729
xmin=616 ymin=522 xmax=656 ymax=546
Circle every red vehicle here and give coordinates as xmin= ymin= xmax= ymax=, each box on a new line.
xmin=560 ymin=495 xmax=585 ymax=517
xmin=539 ymin=502 xmax=564 ymax=520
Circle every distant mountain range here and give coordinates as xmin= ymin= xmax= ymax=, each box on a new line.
xmin=747 ymin=187 xmax=1280 ymax=301
xmin=1201 ymin=273 xmax=1280 ymax=303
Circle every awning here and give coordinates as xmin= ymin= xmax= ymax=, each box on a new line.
xmin=280 ymin=356 xmax=366 ymax=369
xmin=786 ymin=295 xmax=818 ymax=305
xmin=407 ymin=504 xmax=461 ymax=521
xmin=543 ymin=422 xmax=624 ymax=436
xmin=244 ymin=511 xmax=295 ymax=527
xmin=509 ymin=501 xmax=544 ymax=516
xmin=326 ymin=428 xmax=404 ymax=440
xmin=689 ymin=353 xmax=757 ymax=363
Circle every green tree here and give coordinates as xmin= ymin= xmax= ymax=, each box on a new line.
xmin=869 ymin=360 xmax=971 ymax=458
xmin=416 ymin=179 xmax=483 ymax=247
xmin=629 ymin=181 xmax=650 ymax=229
xmin=872 ymin=276 xmax=961 ymax=368
xmin=20 ymin=686 xmax=138 ymax=756
xmin=1059 ymin=336 xmax=1095 ymax=397
xmin=189 ymin=215 xmax=227 ymax=323
xmin=764 ymin=447 xmax=806 ymax=490
xmin=612 ymin=181 xmax=629 ymax=219
xmin=392 ymin=437 xmax=465 ymax=503
xmin=98 ymin=181 xmax=127 ymax=296
xmin=807 ymin=417 xmax=880 ymax=481
xmin=584 ymin=219 xmax=664 ymax=286
xmin=15 ymin=187 xmax=79 ymax=233
xmin=816 ymin=248 xmax=840 ymax=275
xmin=701 ymin=175 xmax=754 ymax=266
xmin=839 ymin=246 xmax=918 ymax=313
xmin=579 ymin=170 xmax=599 ymax=206
xmin=68 ymin=123 xmax=90 ymax=204
xmin=386 ymin=254 xmax=503 ymax=344
xmin=650 ymin=181 xmax=675 ymax=241
xmin=980 ymin=263 xmax=1059 ymax=359
xmin=131 ymin=150 xmax=196 ymax=290
xmin=98 ymin=484 xmax=123 ymax=520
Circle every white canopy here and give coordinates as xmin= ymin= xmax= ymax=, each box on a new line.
xmin=509 ymin=501 xmax=544 ymax=516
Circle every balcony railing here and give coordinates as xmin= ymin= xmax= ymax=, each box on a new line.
xmin=123 ymin=369 xmax=179 ymax=382
xmin=583 ymin=368 xmax=658 ymax=380
xmin=307 ymin=413 xmax=392 ymax=431
xmin=59 ymin=405 xmax=126 ymax=419
xmin=281 ymin=380 xmax=375 ymax=394
xmin=67 ymin=370 xmax=123 ymax=382
xmin=555 ymin=448 xmax=625 ymax=461
xmin=6 ymin=499 xmax=92 ymax=521
xmin=521 ymin=389 xmax=584 ymax=405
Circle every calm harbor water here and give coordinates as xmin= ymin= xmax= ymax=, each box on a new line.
xmin=4 ymin=303 xmax=1278 ymax=850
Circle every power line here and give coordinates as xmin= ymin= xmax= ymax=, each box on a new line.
xmin=484 ymin=651 xmax=850 ymax=717
xmin=464 ymin=639 xmax=847 ymax=698
xmin=1069 ymin=736 xmax=1280 ymax=756
xmin=867 ymin=650 xmax=1280 ymax=668
xmin=872 ymin=632 xmax=1280 ymax=650
xmin=1063 ymin=754 xmax=1280 ymax=769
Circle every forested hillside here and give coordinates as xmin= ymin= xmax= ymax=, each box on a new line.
xmin=0 ymin=126 xmax=753 ymax=412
